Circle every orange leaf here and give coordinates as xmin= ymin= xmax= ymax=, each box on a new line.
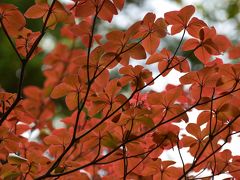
xmin=194 ymin=46 xmax=211 ymax=64
xmin=65 ymin=92 xmax=79 ymax=110
xmin=129 ymin=43 xmax=146 ymax=60
xmin=228 ymin=43 xmax=240 ymax=59
xmin=50 ymin=83 xmax=74 ymax=99
xmin=98 ymin=0 xmax=118 ymax=22
xmin=142 ymin=34 xmax=160 ymax=55
xmin=113 ymin=0 xmax=124 ymax=10
xmin=164 ymin=5 xmax=195 ymax=35
xmin=182 ymin=39 xmax=200 ymax=51
xmin=186 ymin=123 xmax=201 ymax=139
xmin=0 ymin=4 xmax=26 ymax=36
xmin=24 ymin=4 xmax=48 ymax=18
xmin=75 ymin=1 xmax=95 ymax=17
xmin=187 ymin=17 xmax=207 ymax=37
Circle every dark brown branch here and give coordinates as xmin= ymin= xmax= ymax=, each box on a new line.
xmin=0 ymin=0 xmax=58 ymax=126
xmin=0 ymin=61 xmax=26 ymax=125
xmin=209 ymin=89 xmax=217 ymax=177
xmin=177 ymin=140 xmax=187 ymax=180
xmin=74 ymin=34 xmax=191 ymax=143
xmin=178 ymin=113 xmax=240 ymax=179
xmin=122 ymin=142 xmax=128 ymax=180
xmin=35 ymin=3 xmax=105 ymax=178
xmin=33 ymin=85 xmax=240 ymax=177
xmin=36 ymin=21 xmax=240 ymax=178
xmin=0 ymin=20 xmax=23 ymax=61
xmin=126 ymin=136 xmax=167 ymax=176
xmin=83 ymin=88 xmax=240 ymax=174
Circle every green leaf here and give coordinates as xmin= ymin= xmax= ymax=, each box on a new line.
xmin=8 ymin=155 xmax=28 ymax=165
xmin=136 ymin=116 xmax=154 ymax=127
xmin=102 ymin=132 xmax=119 ymax=148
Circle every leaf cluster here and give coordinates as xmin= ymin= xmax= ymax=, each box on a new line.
xmin=0 ymin=1 xmax=240 ymax=179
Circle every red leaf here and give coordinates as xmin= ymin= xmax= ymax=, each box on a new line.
xmin=228 ymin=43 xmax=240 ymax=59
xmin=24 ymin=4 xmax=48 ymax=18
xmin=129 ymin=43 xmax=146 ymax=59
xmin=75 ymin=1 xmax=95 ymax=17
xmin=113 ymin=0 xmax=124 ymax=10
xmin=142 ymin=34 xmax=160 ymax=55
xmin=182 ymin=39 xmax=200 ymax=51
xmin=194 ymin=46 xmax=211 ymax=64
xmin=0 ymin=4 xmax=26 ymax=36
xmin=164 ymin=5 xmax=195 ymax=35
xmin=187 ymin=17 xmax=207 ymax=37
xmin=98 ymin=0 xmax=118 ymax=22
xmin=50 ymin=83 xmax=74 ymax=99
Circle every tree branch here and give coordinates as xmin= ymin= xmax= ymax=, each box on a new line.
xmin=0 ymin=0 xmax=58 ymax=126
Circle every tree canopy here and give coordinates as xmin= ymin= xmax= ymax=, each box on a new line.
xmin=0 ymin=0 xmax=240 ymax=179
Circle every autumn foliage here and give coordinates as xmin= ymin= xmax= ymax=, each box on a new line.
xmin=1 ymin=0 xmax=240 ymax=179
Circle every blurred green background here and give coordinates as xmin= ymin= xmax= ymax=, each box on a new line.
xmin=0 ymin=0 xmax=43 ymax=92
